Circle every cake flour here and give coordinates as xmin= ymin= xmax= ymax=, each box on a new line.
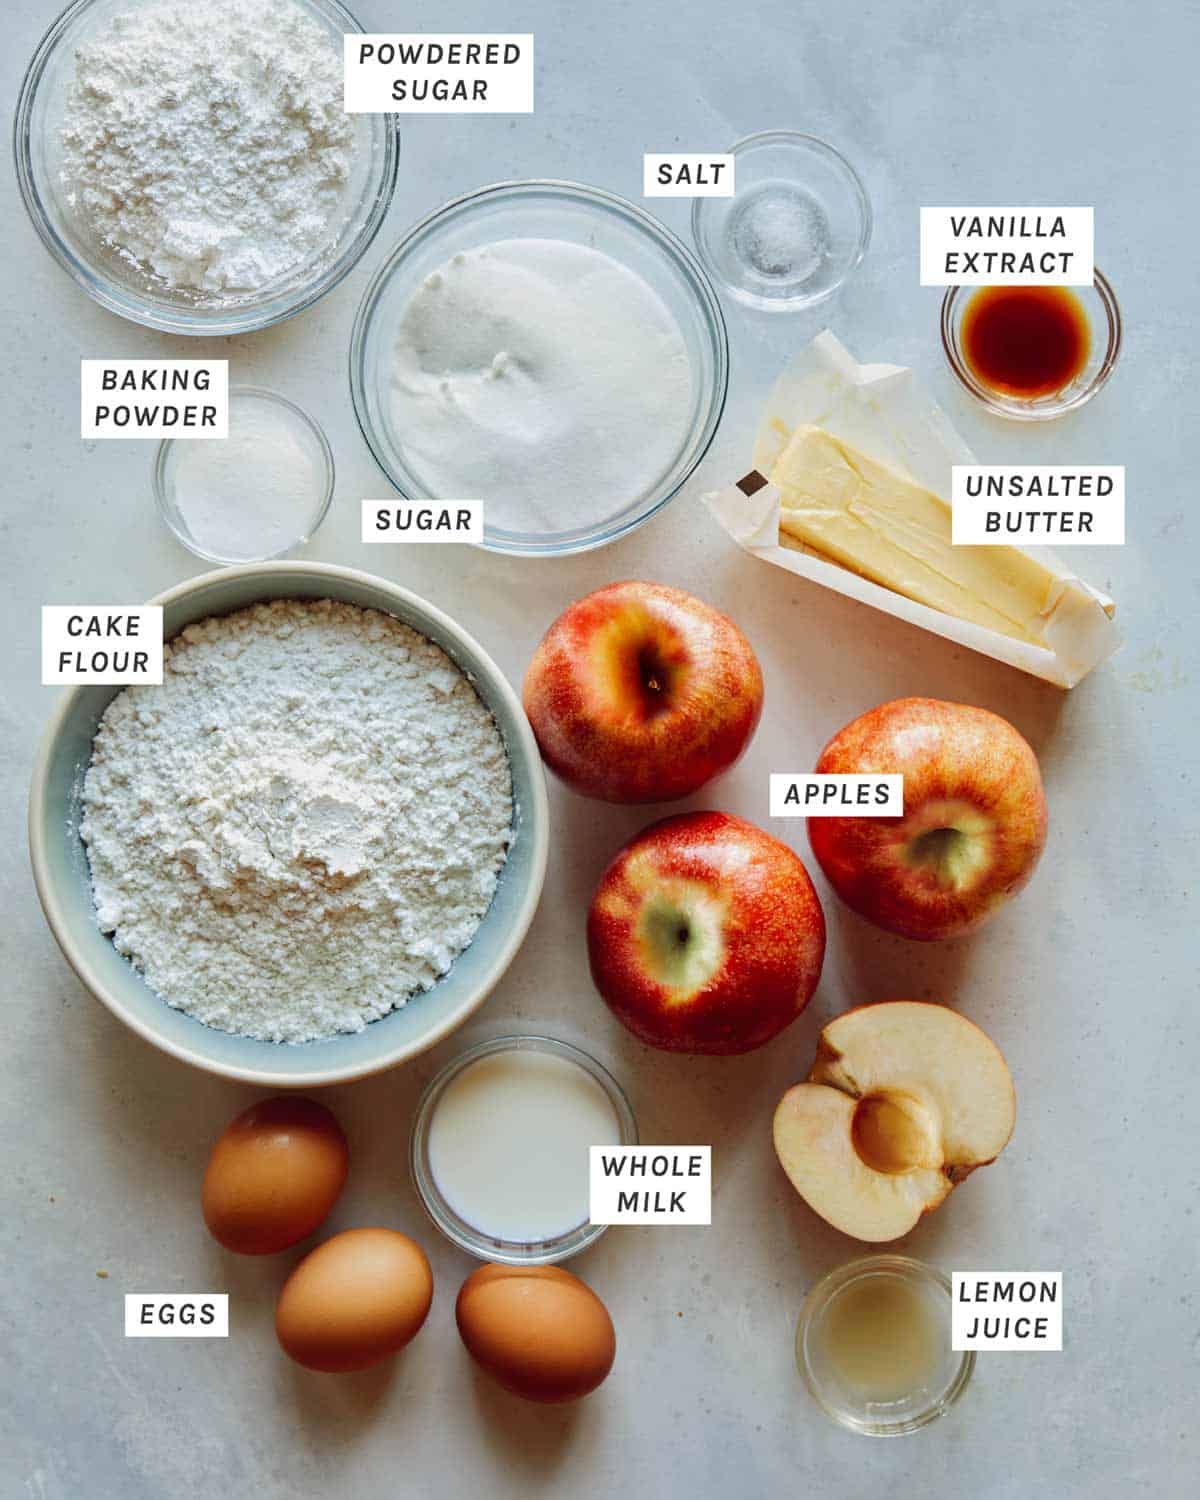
xmin=80 ymin=600 xmax=513 ymax=1043
xmin=60 ymin=0 xmax=356 ymax=295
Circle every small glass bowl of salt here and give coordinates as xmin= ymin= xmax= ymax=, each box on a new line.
xmin=692 ymin=131 xmax=871 ymax=312
xmin=154 ymin=387 xmax=334 ymax=565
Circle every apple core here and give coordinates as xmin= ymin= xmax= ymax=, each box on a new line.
xmin=851 ymin=1091 xmax=941 ymax=1176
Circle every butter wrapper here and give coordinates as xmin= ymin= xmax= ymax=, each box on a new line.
xmin=704 ymin=330 xmax=1119 ymax=688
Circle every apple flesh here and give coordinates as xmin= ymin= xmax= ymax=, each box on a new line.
xmin=808 ymin=697 xmax=1047 ymax=940
xmin=588 ymin=811 xmax=825 ymax=1054
xmin=773 ymin=1001 xmax=1015 ymax=1242
xmin=522 ymin=581 xmax=764 ymax=804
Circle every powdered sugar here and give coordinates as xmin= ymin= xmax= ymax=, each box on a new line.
xmin=60 ymin=0 xmax=357 ymax=296
xmin=80 ymin=600 xmax=513 ymax=1043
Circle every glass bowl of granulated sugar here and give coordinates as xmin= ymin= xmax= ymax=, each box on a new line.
xmin=15 ymin=0 xmax=398 ymax=336
xmin=350 ymin=180 xmax=729 ymax=555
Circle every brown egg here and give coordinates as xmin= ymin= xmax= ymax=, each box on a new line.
xmin=201 ymin=1096 xmax=348 ymax=1255
xmin=276 ymin=1228 xmax=433 ymax=1373
xmin=456 ymin=1263 xmax=616 ymax=1402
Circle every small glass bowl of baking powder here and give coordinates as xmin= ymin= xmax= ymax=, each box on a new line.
xmin=154 ymin=388 xmax=334 ymax=564
xmin=14 ymin=0 xmax=398 ymax=336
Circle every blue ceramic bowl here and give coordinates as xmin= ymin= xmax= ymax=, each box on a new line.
xmin=28 ymin=563 xmax=549 ymax=1085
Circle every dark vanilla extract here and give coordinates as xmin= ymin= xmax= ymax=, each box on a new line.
xmin=961 ymin=285 xmax=1090 ymax=398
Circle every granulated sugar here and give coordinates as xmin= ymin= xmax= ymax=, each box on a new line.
xmin=60 ymin=0 xmax=356 ymax=295
xmin=389 ymin=238 xmax=694 ymax=535
xmin=80 ymin=600 xmax=513 ymax=1043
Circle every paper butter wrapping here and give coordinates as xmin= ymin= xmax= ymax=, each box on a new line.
xmin=703 ymin=331 xmax=1119 ymax=688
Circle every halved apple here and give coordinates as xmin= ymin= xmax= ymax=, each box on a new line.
xmin=772 ymin=1001 xmax=1015 ymax=1242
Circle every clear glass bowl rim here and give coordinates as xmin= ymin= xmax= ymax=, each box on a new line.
xmin=410 ymin=1032 xmax=639 ymax=1265
xmin=153 ymin=385 xmax=336 ymax=565
xmin=690 ymin=128 xmax=873 ymax=312
xmin=940 ymin=269 xmax=1122 ymax=420
xmin=13 ymin=0 xmax=400 ymax=336
xmin=348 ymin=177 xmax=729 ymax=556
xmin=796 ymin=1253 xmax=975 ymax=1437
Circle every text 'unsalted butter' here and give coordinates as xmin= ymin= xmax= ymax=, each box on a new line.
xmin=952 ymin=467 xmax=1124 ymax=545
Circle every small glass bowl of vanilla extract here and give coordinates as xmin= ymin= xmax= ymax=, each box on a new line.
xmin=941 ymin=271 xmax=1121 ymax=420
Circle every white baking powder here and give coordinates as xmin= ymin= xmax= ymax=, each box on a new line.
xmin=168 ymin=397 xmax=325 ymax=562
xmin=80 ymin=600 xmax=512 ymax=1043
xmin=61 ymin=0 xmax=356 ymax=295
xmin=389 ymin=239 xmax=694 ymax=535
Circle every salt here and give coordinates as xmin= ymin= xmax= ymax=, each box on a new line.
xmin=727 ymin=181 xmax=831 ymax=284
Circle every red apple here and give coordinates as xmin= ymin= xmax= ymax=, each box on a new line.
xmin=587 ymin=811 xmax=826 ymax=1054
xmin=808 ymin=697 xmax=1048 ymax=941
xmin=522 ymin=581 xmax=763 ymax=804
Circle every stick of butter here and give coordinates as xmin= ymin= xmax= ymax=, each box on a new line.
xmin=703 ymin=331 xmax=1120 ymax=689
xmin=770 ymin=425 xmax=1090 ymax=649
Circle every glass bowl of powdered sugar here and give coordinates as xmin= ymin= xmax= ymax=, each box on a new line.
xmin=350 ymin=180 xmax=729 ymax=555
xmin=15 ymin=0 xmax=398 ymax=336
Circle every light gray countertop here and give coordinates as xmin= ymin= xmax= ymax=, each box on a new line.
xmin=3 ymin=1 xmax=1197 ymax=1496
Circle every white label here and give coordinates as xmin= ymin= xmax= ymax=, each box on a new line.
xmin=920 ymin=207 xmax=1094 ymax=285
xmin=361 ymin=500 xmax=484 ymax=544
xmin=770 ymin=774 xmax=903 ymax=818
xmin=81 ymin=360 xmax=228 ymax=439
xmin=125 ymin=1294 xmax=229 ymax=1338
xmin=42 ymin=607 xmax=163 ymax=685
xmin=643 ymin=153 xmax=735 ymax=197
xmin=952 ymin=466 xmax=1124 ymax=545
xmin=952 ymin=1273 xmax=1062 ymax=1351
xmin=344 ymin=34 xmax=533 ymax=113
xmin=589 ymin=1147 xmax=711 ymax=1225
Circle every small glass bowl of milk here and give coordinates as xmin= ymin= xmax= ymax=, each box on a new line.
xmin=411 ymin=1035 xmax=637 ymax=1265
